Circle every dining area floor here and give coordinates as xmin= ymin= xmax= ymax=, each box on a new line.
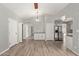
xmin=1 ymin=39 xmax=77 ymax=56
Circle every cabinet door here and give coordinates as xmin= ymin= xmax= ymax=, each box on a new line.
xmin=66 ymin=37 xmax=69 ymax=48
xmin=34 ymin=34 xmax=38 ymax=40
xmin=40 ymin=34 xmax=45 ymax=39
xmin=66 ymin=36 xmax=73 ymax=50
xmin=34 ymin=34 xmax=45 ymax=40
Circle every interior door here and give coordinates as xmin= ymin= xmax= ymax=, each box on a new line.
xmin=18 ymin=22 xmax=22 ymax=42
xmin=25 ymin=24 xmax=29 ymax=38
xmin=9 ymin=18 xmax=18 ymax=48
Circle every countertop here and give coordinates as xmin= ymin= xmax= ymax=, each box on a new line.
xmin=33 ymin=32 xmax=45 ymax=33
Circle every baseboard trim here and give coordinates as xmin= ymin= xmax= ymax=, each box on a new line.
xmin=67 ymin=48 xmax=79 ymax=56
xmin=0 ymin=42 xmax=20 ymax=55
xmin=9 ymin=42 xmax=18 ymax=48
xmin=0 ymin=47 xmax=9 ymax=55
xmin=71 ymin=49 xmax=79 ymax=56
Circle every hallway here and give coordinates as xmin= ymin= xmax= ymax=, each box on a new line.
xmin=1 ymin=39 xmax=76 ymax=56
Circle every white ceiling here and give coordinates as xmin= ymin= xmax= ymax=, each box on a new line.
xmin=2 ymin=3 xmax=69 ymax=19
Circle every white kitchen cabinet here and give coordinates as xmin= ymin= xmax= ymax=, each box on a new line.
xmin=34 ymin=33 xmax=45 ymax=40
xmin=66 ymin=36 xmax=73 ymax=50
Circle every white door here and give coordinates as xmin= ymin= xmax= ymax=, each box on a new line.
xmin=46 ymin=23 xmax=54 ymax=40
xmin=25 ymin=24 xmax=28 ymax=38
xmin=23 ymin=24 xmax=29 ymax=39
xmin=18 ymin=22 xmax=22 ymax=42
xmin=9 ymin=18 xmax=18 ymax=48
xmin=23 ymin=24 xmax=26 ymax=39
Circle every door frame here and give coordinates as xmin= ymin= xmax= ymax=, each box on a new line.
xmin=18 ymin=22 xmax=23 ymax=43
xmin=8 ymin=18 xmax=18 ymax=48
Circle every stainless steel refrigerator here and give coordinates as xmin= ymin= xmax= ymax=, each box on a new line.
xmin=54 ymin=26 xmax=63 ymax=41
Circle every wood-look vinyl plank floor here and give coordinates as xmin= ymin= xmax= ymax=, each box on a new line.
xmin=1 ymin=39 xmax=77 ymax=56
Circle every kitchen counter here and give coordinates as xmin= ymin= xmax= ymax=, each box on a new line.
xmin=33 ymin=32 xmax=45 ymax=33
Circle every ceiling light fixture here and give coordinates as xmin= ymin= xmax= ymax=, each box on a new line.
xmin=34 ymin=3 xmax=40 ymax=22
xmin=34 ymin=3 xmax=38 ymax=9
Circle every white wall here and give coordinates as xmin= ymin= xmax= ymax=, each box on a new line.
xmin=46 ymin=23 xmax=54 ymax=40
xmin=45 ymin=15 xmax=54 ymax=40
xmin=0 ymin=4 xmax=20 ymax=53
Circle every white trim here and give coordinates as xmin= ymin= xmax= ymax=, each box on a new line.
xmin=0 ymin=48 xmax=9 ymax=55
xmin=9 ymin=42 xmax=18 ymax=48
xmin=0 ymin=42 xmax=18 ymax=55
xmin=67 ymin=48 xmax=79 ymax=56
xmin=71 ymin=49 xmax=79 ymax=56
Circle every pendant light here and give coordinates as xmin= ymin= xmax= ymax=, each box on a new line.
xmin=34 ymin=3 xmax=39 ymax=22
